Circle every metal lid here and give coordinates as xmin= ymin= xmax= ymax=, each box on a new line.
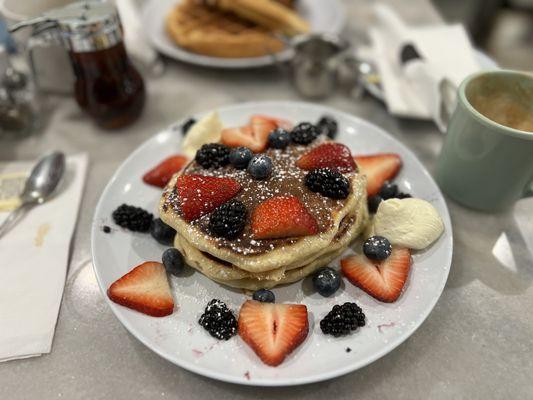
xmin=10 ymin=1 xmax=123 ymax=52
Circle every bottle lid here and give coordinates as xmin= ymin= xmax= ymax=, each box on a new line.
xmin=11 ymin=2 xmax=123 ymax=52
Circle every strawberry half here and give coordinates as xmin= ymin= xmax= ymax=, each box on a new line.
xmin=107 ymin=262 xmax=174 ymax=317
xmin=297 ymin=143 xmax=356 ymax=173
xmin=251 ymin=195 xmax=319 ymax=240
xmin=143 ymin=155 xmax=189 ymax=188
xmin=238 ymin=300 xmax=309 ymax=366
xmin=353 ymin=153 xmax=402 ymax=196
xmin=221 ymin=115 xmax=292 ymax=152
xmin=341 ymin=248 xmax=412 ymax=303
xmin=176 ymin=174 xmax=241 ymax=221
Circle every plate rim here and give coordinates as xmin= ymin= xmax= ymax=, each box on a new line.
xmin=91 ymin=100 xmax=453 ymax=386
xmin=141 ymin=0 xmax=346 ymax=69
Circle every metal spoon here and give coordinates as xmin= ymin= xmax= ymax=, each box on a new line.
xmin=0 ymin=152 xmax=65 ymax=239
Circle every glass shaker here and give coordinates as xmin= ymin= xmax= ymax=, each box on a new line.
xmin=11 ymin=2 xmax=145 ymax=129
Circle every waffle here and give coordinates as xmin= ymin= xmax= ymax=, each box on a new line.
xmin=166 ymin=0 xmax=285 ymax=58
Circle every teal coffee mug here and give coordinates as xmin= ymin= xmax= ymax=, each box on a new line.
xmin=435 ymin=70 xmax=533 ymax=212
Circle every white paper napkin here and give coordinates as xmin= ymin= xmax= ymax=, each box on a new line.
xmin=0 ymin=153 xmax=88 ymax=362
xmin=359 ymin=4 xmax=482 ymax=131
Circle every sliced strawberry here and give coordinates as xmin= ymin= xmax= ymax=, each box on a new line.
xmin=353 ymin=153 xmax=402 ymax=196
xmin=221 ymin=116 xmax=293 ymax=152
xmin=341 ymin=248 xmax=412 ymax=303
xmin=107 ymin=262 xmax=174 ymax=317
xmin=176 ymin=174 xmax=241 ymax=221
xmin=297 ymin=143 xmax=356 ymax=173
xmin=250 ymin=115 xmax=278 ymax=148
xmin=142 ymin=155 xmax=189 ymax=188
xmin=251 ymin=195 xmax=319 ymax=239
xmin=221 ymin=125 xmax=260 ymax=150
xmin=251 ymin=114 xmax=293 ymax=131
xmin=238 ymin=300 xmax=309 ymax=366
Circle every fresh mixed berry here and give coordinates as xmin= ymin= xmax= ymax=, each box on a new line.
xmin=252 ymin=289 xmax=275 ymax=303
xmin=320 ymin=302 xmax=366 ymax=337
xmin=305 ymin=168 xmax=350 ymax=199
xmin=112 ymin=204 xmax=153 ymax=232
xmin=198 ymin=299 xmax=237 ymax=340
xmin=268 ymin=128 xmax=291 ymax=149
xmin=150 ymin=218 xmax=176 ymax=245
xmin=162 ymin=248 xmax=184 ymax=276
xmin=181 ymin=117 xmax=196 ymax=135
xmin=291 ymin=122 xmax=319 ymax=145
xmin=363 ymin=235 xmax=392 ymax=261
xmin=247 ymin=154 xmax=273 ymax=180
xmin=195 ymin=143 xmax=230 ymax=169
xmin=312 ymin=267 xmax=341 ymax=297
xmin=379 ymin=180 xmax=399 ymax=200
xmin=317 ymin=115 xmax=338 ymax=139
xmin=367 ymin=195 xmax=383 ymax=214
xmin=208 ymin=199 xmax=247 ymax=240
xmin=229 ymin=146 xmax=253 ymax=169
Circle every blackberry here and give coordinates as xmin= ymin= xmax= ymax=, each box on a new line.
xmin=368 ymin=195 xmax=383 ymax=214
xmin=379 ymin=181 xmax=398 ymax=200
xmin=112 ymin=204 xmax=153 ymax=232
xmin=397 ymin=192 xmax=412 ymax=199
xmin=198 ymin=299 xmax=237 ymax=340
xmin=320 ymin=302 xmax=366 ymax=337
xmin=305 ymin=168 xmax=350 ymax=199
xmin=208 ymin=199 xmax=246 ymax=239
xmin=195 ymin=143 xmax=230 ymax=169
xmin=181 ymin=118 xmax=196 ymax=135
xmin=317 ymin=115 xmax=338 ymax=139
xmin=291 ymin=122 xmax=319 ymax=145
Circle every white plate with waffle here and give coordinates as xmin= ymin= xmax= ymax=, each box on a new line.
xmin=142 ymin=0 xmax=346 ymax=68
xmin=91 ymin=101 xmax=453 ymax=386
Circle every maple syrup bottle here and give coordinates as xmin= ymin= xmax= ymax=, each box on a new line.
xmin=12 ymin=2 xmax=145 ymax=129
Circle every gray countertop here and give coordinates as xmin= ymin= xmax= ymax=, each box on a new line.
xmin=1 ymin=1 xmax=532 ymax=399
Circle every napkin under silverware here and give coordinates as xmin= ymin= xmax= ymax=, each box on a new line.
xmin=0 ymin=153 xmax=88 ymax=362
xmin=357 ymin=4 xmax=482 ymax=131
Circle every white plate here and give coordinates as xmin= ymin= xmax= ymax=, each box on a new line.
xmin=142 ymin=0 xmax=346 ymax=69
xmin=91 ymin=101 xmax=453 ymax=386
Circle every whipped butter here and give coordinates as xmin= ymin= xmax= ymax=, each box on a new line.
xmin=181 ymin=111 xmax=223 ymax=158
xmin=372 ymin=198 xmax=444 ymax=250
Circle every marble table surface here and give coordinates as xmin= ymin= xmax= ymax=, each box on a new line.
xmin=1 ymin=1 xmax=532 ymax=399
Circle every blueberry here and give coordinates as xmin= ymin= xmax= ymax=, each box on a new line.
xmin=247 ymin=154 xmax=273 ymax=180
xmin=379 ymin=181 xmax=398 ymax=199
xmin=312 ymin=267 xmax=341 ymax=297
xmin=317 ymin=115 xmax=338 ymax=139
xmin=268 ymin=128 xmax=291 ymax=149
xmin=363 ymin=236 xmax=392 ymax=261
xmin=252 ymin=289 xmax=275 ymax=303
xmin=150 ymin=218 xmax=176 ymax=246
xmin=162 ymin=248 xmax=184 ymax=276
xmin=181 ymin=118 xmax=196 ymax=136
xmin=229 ymin=147 xmax=253 ymax=169
xmin=368 ymin=195 xmax=383 ymax=214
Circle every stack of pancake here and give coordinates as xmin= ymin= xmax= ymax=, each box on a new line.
xmin=160 ymin=137 xmax=369 ymax=290
xmin=165 ymin=0 xmax=309 ymax=58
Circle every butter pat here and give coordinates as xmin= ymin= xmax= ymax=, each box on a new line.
xmin=0 ymin=172 xmax=26 ymax=211
xmin=181 ymin=111 xmax=223 ymax=158
xmin=373 ymin=198 xmax=444 ymax=250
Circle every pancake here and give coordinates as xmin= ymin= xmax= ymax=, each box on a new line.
xmin=173 ymin=195 xmax=368 ymax=289
xmin=160 ymin=137 xmax=367 ymax=273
